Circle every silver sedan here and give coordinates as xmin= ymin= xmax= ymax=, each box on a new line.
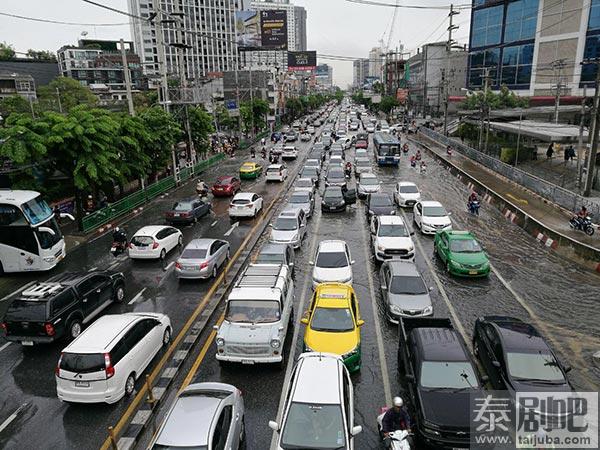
xmin=175 ymin=238 xmax=230 ymax=279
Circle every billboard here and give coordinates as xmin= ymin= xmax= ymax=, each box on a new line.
xmin=288 ymin=51 xmax=317 ymax=71
xmin=396 ymin=88 xmax=408 ymax=104
xmin=235 ymin=10 xmax=287 ymax=51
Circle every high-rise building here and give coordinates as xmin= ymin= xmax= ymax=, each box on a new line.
xmin=368 ymin=47 xmax=382 ymax=80
xmin=353 ymin=58 xmax=369 ymax=87
xmin=127 ymin=0 xmax=242 ymax=81
xmin=244 ymin=0 xmax=307 ymax=70
xmin=467 ymin=0 xmax=597 ymax=97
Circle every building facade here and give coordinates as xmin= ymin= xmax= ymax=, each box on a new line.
xmin=353 ymin=58 xmax=369 ymax=88
xmin=0 ymin=60 xmax=59 ymax=87
xmin=468 ymin=0 xmax=599 ymax=97
xmin=128 ymin=0 xmax=241 ymax=81
xmin=369 ymin=47 xmax=383 ymax=80
xmin=315 ymin=64 xmax=333 ymax=91
xmin=0 ymin=72 xmax=36 ymax=102
xmin=57 ymin=39 xmax=143 ymax=89
xmin=243 ymin=0 xmax=307 ymax=70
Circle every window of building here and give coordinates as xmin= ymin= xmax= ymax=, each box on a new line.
xmin=505 ymin=0 xmax=538 ymax=43
xmin=501 ymin=43 xmax=534 ymax=85
xmin=471 ymin=5 xmax=504 ymax=48
xmin=469 ymin=48 xmax=500 ymax=86
xmin=589 ymin=0 xmax=600 ymax=30
xmin=16 ymin=80 xmax=32 ymax=92
xmin=582 ymin=35 xmax=600 ymax=82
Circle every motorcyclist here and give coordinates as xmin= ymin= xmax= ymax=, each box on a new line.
xmin=419 ymin=160 xmax=427 ymax=174
xmin=112 ymin=227 xmax=127 ymax=248
xmin=447 ymin=145 xmax=453 ymax=155
xmin=261 ymin=137 xmax=266 ymax=146
xmin=410 ymin=155 xmax=416 ymax=168
xmin=402 ymin=143 xmax=409 ymax=153
xmin=250 ymin=147 xmax=256 ymax=158
xmin=576 ymin=206 xmax=588 ymax=229
xmin=196 ymin=180 xmax=209 ymax=196
xmin=415 ymin=150 xmax=421 ymax=161
xmin=382 ymin=397 xmax=412 ymax=448
xmin=345 ymin=161 xmax=352 ymax=178
xmin=261 ymin=146 xmax=267 ymax=159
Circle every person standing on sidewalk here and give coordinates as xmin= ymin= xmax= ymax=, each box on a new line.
xmin=546 ymin=142 xmax=554 ymax=159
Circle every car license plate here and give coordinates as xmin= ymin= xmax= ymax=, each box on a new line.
xmin=184 ymin=265 xmax=195 ymax=271
xmin=174 ymin=213 xmax=180 ymax=217
xmin=469 ymin=270 xmax=478 ymax=275
xmin=241 ymin=359 xmax=254 ymax=365
xmin=75 ymin=381 xmax=90 ymax=388
xmin=21 ymin=340 xmax=33 ymax=346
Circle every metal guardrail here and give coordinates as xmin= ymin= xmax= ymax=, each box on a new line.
xmin=420 ymin=127 xmax=600 ymax=218
xmin=80 ymin=153 xmax=226 ymax=233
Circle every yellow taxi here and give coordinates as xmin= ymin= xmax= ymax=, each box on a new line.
xmin=301 ymin=283 xmax=363 ymax=372
xmin=239 ymin=161 xmax=262 ymax=179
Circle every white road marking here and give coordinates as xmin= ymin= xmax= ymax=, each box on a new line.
xmin=211 ymin=220 xmax=218 ymax=227
xmin=270 ymin=212 xmax=323 ymax=450
xmin=224 ymin=221 xmax=239 ymax=237
xmin=87 ymin=267 xmax=97 ymax=272
xmin=0 ymin=342 xmax=11 ymax=354
xmin=0 ymin=281 xmax=36 ymax=303
xmin=0 ymin=403 xmax=27 ymax=434
xmin=359 ymin=211 xmax=392 ymax=405
xmin=399 ymin=210 xmax=470 ymax=346
xmin=128 ymin=288 xmax=147 ymax=305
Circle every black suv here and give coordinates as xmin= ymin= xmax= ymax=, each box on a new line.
xmin=1 ymin=271 xmax=126 ymax=345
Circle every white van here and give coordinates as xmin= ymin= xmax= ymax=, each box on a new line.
xmin=56 ymin=312 xmax=171 ymax=404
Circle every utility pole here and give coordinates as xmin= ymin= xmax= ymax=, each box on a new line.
xmin=478 ymin=67 xmax=492 ymax=151
xmin=56 ymin=88 xmax=63 ymax=114
xmin=552 ymin=59 xmax=566 ymax=124
xmin=577 ymin=86 xmax=587 ymax=191
xmin=583 ymin=60 xmax=600 ymax=196
xmin=232 ymin=27 xmax=244 ymax=139
xmin=153 ymin=6 xmax=170 ymax=113
xmin=119 ymin=38 xmax=135 ymax=117
xmin=443 ymin=4 xmax=459 ymax=136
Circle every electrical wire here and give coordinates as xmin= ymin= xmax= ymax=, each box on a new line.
xmin=0 ymin=10 xmax=129 ymax=26
xmin=345 ymin=0 xmax=472 ymax=10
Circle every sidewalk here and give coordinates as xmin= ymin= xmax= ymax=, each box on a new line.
xmin=412 ymin=133 xmax=600 ymax=268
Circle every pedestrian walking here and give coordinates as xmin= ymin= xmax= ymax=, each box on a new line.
xmin=567 ymin=145 xmax=575 ymax=161
xmin=564 ymin=146 xmax=570 ymax=162
xmin=546 ymin=142 xmax=554 ymax=159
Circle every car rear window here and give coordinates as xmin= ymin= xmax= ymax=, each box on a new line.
xmin=399 ymin=185 xmax=419 ymax=194
xmin=6 ymin=300 xmax=47 ymax=321
xmin=232 ymin=198 xmax=250 ymax=205
xmin=267 ymin=167 xmax=281 ymax=172
xmin=216 ymin=178 xmax=231 ymax=185
xmin=60 ymin=353 xmax=105 ymax=373
xmin=131 ymin=236 xmax=153 ymax=246
xmin=174 ymin=202 xmax=193 ymax=211
xmin=181 ymin=249 xmax=207 ymax=259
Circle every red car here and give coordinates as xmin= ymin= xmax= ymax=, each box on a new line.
xmin=211 ymin=176 xmax=241 ymax=197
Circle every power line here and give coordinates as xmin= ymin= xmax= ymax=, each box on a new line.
xmin=0 ymin=10 xmax=129 ymax=26
xmin=345 ymin=0 xmax=471 ymax=10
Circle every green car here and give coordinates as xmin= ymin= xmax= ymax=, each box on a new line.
xmin=434 ymin=230 xmax=490 ymax=277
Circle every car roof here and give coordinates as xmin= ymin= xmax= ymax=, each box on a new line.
xmin=413 ymin=327 xmax=469 ymax=362
xmin=378 ymin=215 xmax=406 ymax=225
xmin=259 ymin=242 xmax=289 ymax=254
xmin=318 ymin=240 xmax=347 ymax=252
xmin=483 ymin=316 xmax=549 ymax=353
xmin=184 ymin=238 xmax=216 ymax=250
xmin=293 ymin=353 xmax=343 ymax=404
xmin=398 ymin=181 xmax=417 ymax=187
xmin=420 ymin=200 xmax=442 ymax=207
xmin=233 ymin=192 xmax=256 ymax=201
xmin=360 ymin=172 xmax=377 ymax=179
xmin=387 ymin=260 xmax=420 ymax=276
xmin=134 ymin=225 xmax=169 ymax=236
xmin=268 ymin=164 xmax=283 ymax=169
xmin=315 ymin=283 xmax=354 ymax=308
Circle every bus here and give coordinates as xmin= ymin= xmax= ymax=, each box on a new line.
xmin=0 ymin=190 xmax=69 ymax=273
xmin=373 ymin=132 xmax=401 ymax=166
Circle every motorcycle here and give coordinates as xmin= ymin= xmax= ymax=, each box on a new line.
xmin=415 ymin=153 xmax=421 ymax=161
xmin=110 ymin=240 xmax=127 ymax=257
xmin=410 ymin=159 xmax=416 ymax=168
xmin=402 ymin=145 xmax=409 ymax=154
xmin=468 ymin=200 xmax=480 ymax=216
xmin=377 ymin=409 xmax=413 ymax=450
xmin=446 ymin=146 xmax=453 ymax=156
xmin=569 ymin=216 xmax=595 ymax=236
xmin=419 ymin=164 xmax=427 ymax=175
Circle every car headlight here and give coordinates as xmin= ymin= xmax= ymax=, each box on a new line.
xmin=368 ymin=210 xmax=374 ymax=215
xmin=390 ymin=210 xmax=396 ymax=215
xmin=271 ymin=339 xmax=281 ymax=349
xmin=377 ymin=243 xmax=385 ymax=252
xmin=423 ymin=306 xmax=433 ymax=315
xmin=43 ymin=256 xmax=55 ymax=263
xmin=389 ymin=304 xmax=402 ymax=314
xmin=423 ymin=426 xmax=441 ymax=436
xmin=407 ymin=246 xmax=414 ymax=253
xmin=340 ymin=276 xmax=352 ymax=283
xmin=451 ymin=260 xmax=465 ymax=269
xmin=216 ymin=337 xmax=225 ymax=347
xmin=342 ymin=346 xmax=360 ymax=359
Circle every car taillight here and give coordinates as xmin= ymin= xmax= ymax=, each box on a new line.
xmin=246 ymin=203 xmax=254 ymax=208
xmin=56 ymin=352 xmax=63 ymax=375
xmin=0 ymin=322 xmax=7 ymax=334
xmin=199 ymin=262 xmax=209 ymax=270
xmin=104 ymin=353 xmax=115 ymax=378
xmin=128 ymin=243 xmax=133 ymax=249
xmin=45 ymin=323 xmax=55 ymax=336
xmin=175 ymin=262 xmax=181 ymax=269
xmin=152 ymin=241 xmax=159 ymax=249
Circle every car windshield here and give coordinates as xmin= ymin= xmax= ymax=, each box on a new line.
xmin=173 ymin=202 xmax=193 ymax=211
xmin=302 ymin=168 xmax=317 ymax=177
xmin=153 ymin=445 xmax=208 ymax=450
xmin=274 ymin=218 xmax=298 ymax=231
xmin=180 ymin=249 xmax=207 ymax=259
xmin=281 ymin=403 xmax=346 ymax=449
xmin=290 ymin=193 xmax=309 ymax=204
xmin=356 ymin=159 xmax=369 ymax=167
xmin=449 ymin=239 xmax=482 ymax=253
xmin=423 ymin=206 xmax=447 ymax=217
xmin=225 ymin=300 xmax=280 ymax=323
xmin=21 ymin=196 xmax=53 ymax=225
xmin=370 ymin=196 xmax=392 ymax=207
xmin=360 ymin=177 xmax=378 ymax=186
xmin=306 ymin=160 xmax=319 ymax=166
xmin=267 ymin=167 xmax=281 ymax=173
xmin=378 ymin=224 xmax=408 ymax=237
xmin=310 ymin=307 xmax=354 ymax=332
xmin=390 ymin=276 xmax=427 ymax=295
xmin=316 ymin=251 xmax=348 ymax=268
xmin=242 ymin=164 xmax=254 ymax=169
xmin=399 ymin=185 xmax=419 ymax=194
xmin=328 ymin=172 xmax=344 ymax=180
xmin=506 ymin=352 xmax=566 ymax=382
xmin=256 ymin=253 xmax=285 ymax=264
xmin=420 ymin=361 xmax=480 ymax=389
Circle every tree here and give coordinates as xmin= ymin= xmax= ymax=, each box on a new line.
xmin=0 ymin=113 xmax=48 ymax=164
xmin=133 ymin=90 xmax=159 ymax=112
xmin=0 ymin=42 xmax=15 ymax=60
xmin=334 ymin=89 xmax=344 ymax=104
xmin=378 ymin=96 xmax=400 ymax=115
xmin=116 ymin=114 xmax=153 ymax=180
xmin=461 ymin=84 xmax=528 ymax=110
xmin=38 ymin=77 xmax=98 ymax=112
xmin=26 ymin=49 xmax=56 ymax=61
xmin=214 ymin=104 xmax=236 ymax=131
xmin=188 ymin=106 xmax=215 ymax=156
xmin=285 ymin=97 xmax=304 ymax=121
xmin=0 ymin=95 xmax=32 ymax=117
xmin=373 ymin=81 xmax=385 ymax=95
xmin=240 ymin=99 xmax=269 ymax=133
xmin=137 ymin=106 xmax=182 ymax=174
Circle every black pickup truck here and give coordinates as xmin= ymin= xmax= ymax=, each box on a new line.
xmin=398 ymin=317 xmax=485 ymax=449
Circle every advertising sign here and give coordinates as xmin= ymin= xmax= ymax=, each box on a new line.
xmin=288 ymin=51 xmax=317 ymax=71
xmin=235 ymin=10 xmax=261 ymax=50
xmin=396 ymin=88 xmax=408 ymax=104
xmin=260 ymin=10 xmax=287 ymax=50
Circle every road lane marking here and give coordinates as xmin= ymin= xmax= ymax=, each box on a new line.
xmin=0 ymin=281 xmax=36 ymax=303
xmin=224 ymin=221 xmax=239 ymax=236
xmin=359 ymin=211 xmax=392 ymax=405
xmin=0 ymin=403 xmax=27 ymax=434
xmin=128 ymin=288 xmax=147 ymax=305
xmin=87 ymin=266 xmax=97 ymax=272
xmin=399 ymin=210 xmax=470 ymax=346
xmin=270 ymin=211 xmax=323 ymax=450
xmin=0 ymin=342 xmax=11 ymax=354
xmin=211 ymin=220 xmax=218 ymax=227
xmin=505 ymin=193 xmax=528 ymax=205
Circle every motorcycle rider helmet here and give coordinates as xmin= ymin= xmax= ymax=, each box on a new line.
xmin=114 ymin=226 xmax=120 ymax=233
xmin=393 ymin=397 xmax=404 ymax=408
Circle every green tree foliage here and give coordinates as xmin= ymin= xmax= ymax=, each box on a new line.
xmin=0 ymin=95 xmax=32 ymax=117
xmin=26 ymin=49 xmax=56 ymax=61
xmin=334 ymin=89 xmax=344 ymax=104
xmin=132 ymin=90 xmax=159 ymax=112
xmin=0 ymin=113 xmax=48 ymax=164
xmin=0 ymin=42 xmax=15 ymax=60
xmin=461 ymin=85 xmax=528 ymax=110
xmin=138 ymin=106 xmax=182 ymax=173
xmin=116 ymin=114 xmax=153 ymax=179
xmin=379 ymin=96 xmax=400 ymax=114
xmin=188 ymin=106 xmax=215 ymax=155
xmin=372 ymin=81 xmax=385 ymax=95
xmin=240 ymin=99 xmax=269 ymax=133
xmin=215 ymin=104 xmax=237 ymax=131
xmin=38 ymin=77 xmax=98 ymax=112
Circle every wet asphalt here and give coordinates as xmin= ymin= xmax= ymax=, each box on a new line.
xmin=1 ymin=114 xmax=599 ymax=450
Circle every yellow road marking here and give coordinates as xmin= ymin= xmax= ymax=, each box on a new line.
xmin=505 ymin=193 xmax=529 ymax=205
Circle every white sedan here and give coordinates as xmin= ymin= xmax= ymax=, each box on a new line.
xmin=413 ymin=201 xmax=452 ymax=235
xmin=129 ymin=225 xmax=183 ymax=260
xmin=229 ymin=192 xmax=263 ymax=218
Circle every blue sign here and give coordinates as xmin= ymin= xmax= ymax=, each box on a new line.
xmin=225 ymin=100 xmax=237 ymax=110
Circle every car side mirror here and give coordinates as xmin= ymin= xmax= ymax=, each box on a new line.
xmin=563 ymin=365 xmax=572 ymax=373
xmin=60 ymin=213 xmax=75 ymax=221
xmin=481 ymin=375 xmax=489 ymax=383
xmin=447 ymin=212 xmax=452 ymax=216
xmin=410 ymin=231 xmax=415 ymax=236
xmin=269 ymin=223 xmax=273 ymax=227
xmin=351 ymin=425 xmax=363 ymax=436
xmin=300 ymin=317 xmax=309 ymax=325
xmin=405 ymin=374 xmax=415 ymax=382
xmin=268 ymin=421 xmax=280 ymax=432
xmin=38 ymin=226 xmax=56 ymax=236
xmin=357 ymin=319 xmax=365 ymax=327
xmin=213 ymin=325 xmax=219 ymax=330
xmin=351 ymin=260 xmax=356 ymax=265
xmin=300 ymin=224 xmax=305 ymax=228
xmin=429 ymin=286 xmax=434 ymax=292
xmin=381 ymin=285 xmax=387 ymax=290
xmin=492 ymin=360 xmax=501 ymax=368
xmin=309 ymin=261 xmax=314 ymax=265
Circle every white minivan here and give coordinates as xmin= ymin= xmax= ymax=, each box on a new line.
xmin=56 ymin=312 xmax=171 ymax=404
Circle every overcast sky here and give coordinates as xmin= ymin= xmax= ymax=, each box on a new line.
xmin=1 ymin=0 xmax=471 ymax=88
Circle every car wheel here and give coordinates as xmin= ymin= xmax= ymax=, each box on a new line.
xmin=160 ymin=249 xmax=166 ymax=260
xmin=124 ymin=373 xmax=136 ymax=397
xmin=239 ymin=418 xmax=246 ymax=443
xmin=212 ymin=265 xmax=218 ymax=279
xmin=162 ymin=327 xmax=171 ymax=346
xmin=113 ymin=284 xmax=125 ymax=303
xmin=68 ymin=320 xmax=82 ymax=340
xmin=446 ymin=262 xmax=451 ymax=274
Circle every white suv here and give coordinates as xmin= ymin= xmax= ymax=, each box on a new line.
xmin=269 ymin=353 xmax=362 ymax=449
xmin=394 ymin=181 xmax=421 ymax=208
xmin=413 ymin=200 xmax=452 ymax=235
xmin=56 ymin=312 xmax=171 ymax=404
xmin=370 ymin=215 xmax=415 ymax=262
xmin=229 ymin=192 xmax=263 ymax=218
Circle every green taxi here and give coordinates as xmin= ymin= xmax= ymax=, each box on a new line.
xmin=239 ymin=162 xmax=262 ymax=179
xmin=434 ymin=230 xmax=490 ymax=277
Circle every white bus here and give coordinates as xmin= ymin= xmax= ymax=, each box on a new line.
xmin=0 ymin=190 xmax=69 ymax=273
